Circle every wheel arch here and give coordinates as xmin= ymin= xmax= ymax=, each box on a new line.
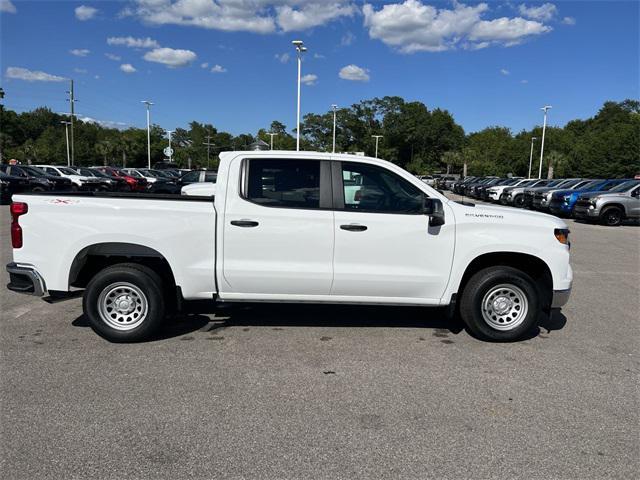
xmin=600 ymin=203 xmax=626 ymax=216
xmin=69 ymin=242 xmax=177 ymax=292
xmin=455 ymin=251 xmax=553 ymax=309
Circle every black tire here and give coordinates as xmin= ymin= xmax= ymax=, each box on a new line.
xmin=600 ymin=206 xmax=623 ymax=226
xmin=459 ymin=266 xmax=540 ymax=341
xmin=83 ymin=263 xmax=165 ymax=342
xmin=513 ymin=194 xmax=525 ymax=208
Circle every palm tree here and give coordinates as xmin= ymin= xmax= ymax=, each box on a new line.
xmin=95 ymin=141 xmax=112 ymax=166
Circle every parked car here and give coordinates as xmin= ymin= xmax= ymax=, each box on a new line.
xmin=71 ymin=167 xmax=122 ymax=191
xmin=0 ymin=171 xmax=30 ymax=204
xmin=90 ymin=166 xmax=147 ymax=191
xmin=34 ymin=165 xmax=105 ymax=190
xmin=7 ymin=150 xmax=572 ymax=343
xmin=122 ymin=168 xmax=161 ymax=184
xmin=573 ymin=180 xmax=640 ymax=225
xmin=149 ymin=169 xmax=217 ymax=194
xmin=452 ymin=176 xmax=478 ymax=194
xmin=417 ymin=175 xmax=435 ymax=186
xmin=16 ymin=165 xmax=77 ymax=191
xmin=486 ymin=178 xmax=530 ymax=202
xmin=523 ymin=179 xmax=567 ymax=208
xmin=464 ymin=177 xmax=499 ymax=197
xmin=549 ymin=179 xmax=629 ymax=217
xmin=531 ymin=179 xmax=592 ymax=211
xmin=504 ymin=179 xmax=554 ymax=208
xmin=0 ymin=164 xmax=54 ymax=192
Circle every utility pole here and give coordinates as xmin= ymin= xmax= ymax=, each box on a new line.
xmin=61 ymin=121 xmax=71 ymax=166
xmin=203 ymin=133 xmax=215 ymax=169
xmin=292 ymin=40 xmax=307 ymax=151
xmin=0 ymin=87 xmax=4 ymax=164
xmin=331 ymin=104 xmax=338 ymax=153
xmin=267 ymin=132 xmax=278 ymax=150
xmin=538 ymin=105 xmax=552 ymax=179
xmin=166 ymin=130 xmax=174 ymax=162
xmin=527 ymin=136 xmax=537 ymax=179
xmin=66 ymin=80 xmax=76 ymax=165
xmin=372 ymin=135 xmax=383 ymax=158
xmin=141 ymin=100 xmax=153 ymax=169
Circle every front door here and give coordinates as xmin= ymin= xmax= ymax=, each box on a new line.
xmin=222 ymin=157 xmax=334 ymax=296
xmin=331 ymin=161 xmax=455 ymax=303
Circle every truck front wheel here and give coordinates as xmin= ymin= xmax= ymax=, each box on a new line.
xmin=83 ymin=263 xmax=165 ymax=342
xmin=459 ymin=266 xmax=540 ymax=341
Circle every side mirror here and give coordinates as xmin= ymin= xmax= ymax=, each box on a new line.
xmin=423 ymin=197 xmax=445 ymax=226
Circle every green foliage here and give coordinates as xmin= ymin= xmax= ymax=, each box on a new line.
xmin=0 ymin=99 xmax=637 ymax=178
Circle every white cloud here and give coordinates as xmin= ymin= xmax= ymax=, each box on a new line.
xmin=107 ymin=36 xmax=159 ymax=49
xmin=562 ymin=16 xmax=576 ymax=25
xmin=341 ymin=31 xmax=355 ymax=46
xmin=363 ymin=1 xmax=552 ymax=53
xmin=201 ymin=62 xmax=209 ymax=69
xmin=5 ymin=66 xmax=66 ymax=82
xmin=79 ymin=116 xmax=128 ymax=130
xmin=301 ymin=73 xmax=317 ymax=85
xmin=75 ymin=5 xmax=98 ymax=21
xmin=124 ymin=0 xmax=356 ymax=33
xmin=1 ymin=0 xmax=17 ymax=14
xmin=518 ymin=3 xmax=557 ymax=22
xmin=120 ymin=63 xmax=137 ymax=73
xmin=521 ymin=79 xmax=529 ymax=84
xmin=276 ymin=2 xmax=356 ymax=32
xmin=105 ymin=53 xmax=122 ymax=61
xmin=314 ymin=53 xmax=325 ymax=59
xmin=210 ymin=64 xmax=227 ymax=73
xmin=339 ymin=64 xmax=370 ymax=82
xmin=143 ymin=47 xmax=197 ymax=67
xmin=73 ymin=68 xmax=88 ymax=74
xmin=70 ymin=49 xmax=90 ymax=57
xmin=275 ymin=52 xmax=290 ymax=63
xmin=500 ymin=68 xmax=510 ymax=75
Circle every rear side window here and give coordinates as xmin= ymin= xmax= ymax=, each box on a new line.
xmin=204 ymin=172 xmax=217 ymax=182
xmin=181 ymin=171 xmax=200 ymax=182
xmin=246 ymin=159 xmax=320 ymax=209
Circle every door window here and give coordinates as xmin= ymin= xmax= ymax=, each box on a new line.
xmin=245 ymin=159 xmax=320 ymax=209
xmin=180 ymin=171 xmax=201 ymax=183
xmin=341 ymin=162 xmax=424 ymax=214
xmin=204 ymin=172 xmax=217 ymax=182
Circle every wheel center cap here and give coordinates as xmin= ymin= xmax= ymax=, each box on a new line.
xmin=493 ymin=296 xmax=512 ymax=315
xmin=117 ymin=298 xmax=132 ymax=312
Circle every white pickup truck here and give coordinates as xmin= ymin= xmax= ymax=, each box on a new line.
xmin=6 ymin=151 xmax=572 ymax=342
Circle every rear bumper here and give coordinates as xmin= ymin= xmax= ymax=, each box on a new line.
xmin=6 ymin=262 xmax=46 ymax=296
xmin=551 ymin=288 xmax=571 ymax=308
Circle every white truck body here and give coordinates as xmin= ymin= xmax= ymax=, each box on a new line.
xmin=7 ymin=151 xmax=572 ymax=341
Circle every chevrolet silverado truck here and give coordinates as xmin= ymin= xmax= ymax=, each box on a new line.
xmin=573 ymin=179 xmax=640 ymax=225
xmin=6 ymin=151 xmax=572 ymax=342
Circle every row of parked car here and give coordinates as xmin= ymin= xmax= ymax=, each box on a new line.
xmin=0 ymin=163 xmax=217 ymax=203
xmin=447 ymin=176 xmax=640 ymax=226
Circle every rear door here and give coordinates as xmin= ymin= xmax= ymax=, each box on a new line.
xmin=331 ymin=161 xmax=455 ymax=303
xmin=222 ymin=157 xmax=334 ymax=296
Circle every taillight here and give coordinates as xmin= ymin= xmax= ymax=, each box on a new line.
xmin=10 ymin=201 xmax=28 ymax=248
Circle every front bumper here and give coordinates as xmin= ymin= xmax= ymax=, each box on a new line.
xmin=551 ymin=288 xmax=571 ymax=308
xmin=6 ymin=263 xmax=46 ymax=296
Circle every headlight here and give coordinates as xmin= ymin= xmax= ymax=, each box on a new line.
xmin=544 ymin=192 xmax=552 ymax=199
xmin=0 ymin=180 xmax=8 ymax=186
xmin=590 ymin=196 xmax=600 ymax=204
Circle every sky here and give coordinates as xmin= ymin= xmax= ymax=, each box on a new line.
xmin=1 ymin=0 xmax=638 ymax=136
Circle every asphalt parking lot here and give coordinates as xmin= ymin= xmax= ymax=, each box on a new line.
xmin=1 ymin=202 xmax=638 ymax=480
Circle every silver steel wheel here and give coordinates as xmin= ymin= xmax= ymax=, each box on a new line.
xmin=481 ymin=284 xmax=529 ymax=331
xmin=97 ymin=282 xmax=148 ymax=331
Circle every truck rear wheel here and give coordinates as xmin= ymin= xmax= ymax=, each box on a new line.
xmin=83 ymin=263 xmax=165 ymax=342
xmin=459 ymin=266 xmax=539 ymax=341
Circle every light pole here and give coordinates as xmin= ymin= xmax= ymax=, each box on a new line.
xmin=267 ymin=132 xmax=278 ymax=150
xmin=527 ymin=136 xmax=537 ymax=179
xmin=372 ymin=135 xmax=383 ymax=158
xmin=60 ymin=121 xmax=71 ymax=166
xmin=331 ymin=104 xmax=338 ymax=153
xmin=141 ymin=100 xmax=154 ymax=169
xmin=166 ymin=130 xmax=174 ymax=162
xmin=292 ymin=40 xmax=307 ymax=152
xmin=203 ymin=134 xmax=215 ymax=169
xmin=538 ymin=105 xmax=552 ymax=179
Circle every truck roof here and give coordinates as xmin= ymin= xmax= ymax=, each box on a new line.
xmin=219 ymin=150 xmax=382 ymax=163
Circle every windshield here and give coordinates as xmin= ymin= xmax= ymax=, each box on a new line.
xmin=126 ymin=170 xmax=143 ymax=178
xmin=580 ymin=180 xmax=604 ymax=190
xmin=21 ymin=166 xmax=46 ymax=177
xmin=608 ymin=180 xmax=640 ymax=192
xmin=59 ymin=167 xmax=79 ymax=175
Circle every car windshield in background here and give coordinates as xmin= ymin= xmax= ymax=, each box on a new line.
xmin=127 ymin=170 xmax=143 ymax=178
xmin=607 ymin=180 xmax=639 ymax=192
xmin=59 ymin=167 xmax=79 ymax=175
xmin=21 ymin=166 xmax=47 ymax=177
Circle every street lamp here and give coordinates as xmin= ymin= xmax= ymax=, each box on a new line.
xmin=528 ymin=136 xmax=537 ymax=179
xmin=372 ymin=135 xmax=383 ymax=158
xmin=141 ymin=100 xmax=154 ymax=169
xmin=331 ymin=104 xmax=338 ymax=153
xmin=292 ymin=40 xmax=307 ymax=152
xmin=538 ymin=105 xmax=552 ymax=179
xmin=60 ymin=121 xmax=71 ymax=167
xmin=267 ymin=132 xmax=278 ymax=150
xmin=166 ymin=130 xmax=174 ymax=162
